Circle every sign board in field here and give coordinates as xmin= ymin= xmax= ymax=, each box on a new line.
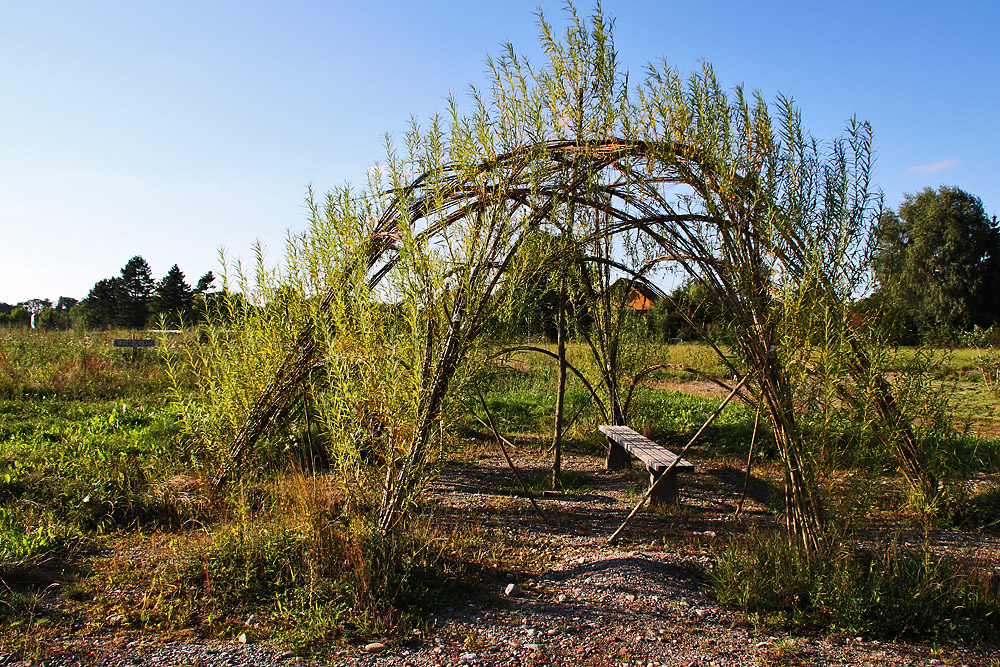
xmin=113 ymin=338 xmax=156 ymax=348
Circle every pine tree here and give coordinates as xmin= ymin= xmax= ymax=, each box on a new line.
xmin=116 ymin=256 xmax=155 ymax=328
xmin=153 ymin=264 xmax=193 ymax=326
xmin=82 ymin=277 xmax=120 ymax=329
xmin=195 ymin=271 xmax=216 ymax=295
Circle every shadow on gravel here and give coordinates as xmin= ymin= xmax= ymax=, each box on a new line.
xmin=429 ymin=459 xmax=724 ymax=541
xmin=546 ymin=555 xmax=702 ymax=591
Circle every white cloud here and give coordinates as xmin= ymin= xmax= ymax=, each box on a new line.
xmin=906 ymin=159 xmax=959 ymax=174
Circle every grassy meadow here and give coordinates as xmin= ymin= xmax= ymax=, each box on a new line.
xmin=2 ymin=329 xmax=1000 ymax=654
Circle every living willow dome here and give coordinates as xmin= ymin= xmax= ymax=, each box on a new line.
xmin=175 ymin=6 xmax=931 ymax=552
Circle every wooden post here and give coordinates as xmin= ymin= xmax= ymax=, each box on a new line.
xmin=648 ymin=467 xmax=679 ymax=505
xmin=605 ymin=436 xmax=631 ymax=470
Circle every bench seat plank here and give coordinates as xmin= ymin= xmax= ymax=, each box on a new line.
xmin=599 ymin=425 xmax=695 ymax=504
xmin=598 ymin=425 xmax=694 ymax=472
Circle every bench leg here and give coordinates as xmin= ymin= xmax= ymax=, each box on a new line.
xmin=648 ymin=468 xmax=679 ymax=505
xmin=606 ymin=439 xmax=631 ymax=471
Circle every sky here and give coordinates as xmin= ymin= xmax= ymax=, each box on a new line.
xmin=2 ymin=1 xmax=998 ymax=305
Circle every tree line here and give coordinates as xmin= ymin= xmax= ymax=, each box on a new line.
xmin=4 ymin=185 xmax=995 ymax=341
xmin=0 ymin=256 xmax=215 ymax=330
xmin=0 ymin=297 xmax=78 ymax=330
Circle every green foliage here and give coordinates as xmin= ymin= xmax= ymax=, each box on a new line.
xmin=860 ymin=346 xmax=987 ymax=512
xmin=645 ymin=280 xmax=726 ymax=342
xmin=194 ymin=271 xmax=215 ymax=295
xmin=162 ymin=248 xmax=305 ymax=454
xmin=79 ymin=257 xmax=209 ymax=330
xmin=35 ymin=307 xmax=70 ymax=330
xmin=711 ymin=531 xmax=1000 ymax=642
xmin=629 ymin=388 xmax=760 ymax=452
xmin=0 ymin=505 xmax=78 ymax=567
xmin=476 ymin=388 xmax=587 ymax=435
xmin=19 ymin=298 xmax=52 ymax=316
xmin=954 ymin=482 xmax=1000 ymax=534
xmin=963 ymin=326 xmax=1000 ymax=398
xmin=81 ymin=277 xmax=120 ymax=329
xmin=183 ymin=1 xmax=899 ymax=552
xmin=0 ymin=398 xmax=190 ymax=540
xmin=504 ymin=230 xmax=571 ymax=343
xmin=56 ymin=296 xmax=78 ymax=312
xmin=874 ymin=187 xmax=1000 ymax=342
xmin=5 ymin=307 xmax=30 ymax=328
xmin=0 ymin=331 xmax=196 ymax=571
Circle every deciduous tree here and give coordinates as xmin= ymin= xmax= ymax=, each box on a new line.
xmin=874 ymin=186 xmax=1000 ymax=340
xmin=55 ymin=296 xmax=78 ymax=312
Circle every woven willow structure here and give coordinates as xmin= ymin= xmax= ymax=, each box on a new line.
xmin=209 ymin=7 xmax=933 ymax=551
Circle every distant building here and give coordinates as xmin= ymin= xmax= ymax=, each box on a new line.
xmin=609 ymin=278 xmax=661 ymax=311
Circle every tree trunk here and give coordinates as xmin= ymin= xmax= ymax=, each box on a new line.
xmin=552 ymin=278 xmax=567 ymax=490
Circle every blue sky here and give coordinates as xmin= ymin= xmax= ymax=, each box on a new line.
xmin=2 ymin=1 xmax=998 ymax=304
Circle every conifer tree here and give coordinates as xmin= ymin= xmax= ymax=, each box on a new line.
xmin=116 ymin=256 xmax=155 ymax=328
xmin=82 ymin=277 xmax=120 ymax=329
xmin=153 ymin=264 xmax=193 ymax=326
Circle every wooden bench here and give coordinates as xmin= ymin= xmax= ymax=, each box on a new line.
xmin=599 ymin=425 xmax=695 ymax=504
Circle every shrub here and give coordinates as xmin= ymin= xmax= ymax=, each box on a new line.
xmin=710 ymin=530 xmax=1000 ymax=642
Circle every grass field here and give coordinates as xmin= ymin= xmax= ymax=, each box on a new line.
xmin=2 ymin=328 xmax=999 ymax=654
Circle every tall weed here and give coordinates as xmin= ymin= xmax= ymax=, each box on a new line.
xmin=0 ymin=330 xmax=166 ymax=398
xmin=711 ymin=530 xmax=1000 ymax=642
xmin=142 ymin=472 xmax=459 ymax=645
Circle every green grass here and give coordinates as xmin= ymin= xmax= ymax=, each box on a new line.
xmin=468 ymin=342 xmax=743 ymax=443
xmin=474 ymin=388 xmax=594 ymax=436
xmin=887 ymin=346 xmax=1000 ymax=438
xmin=0 ymin=398 xmax=195 ymax=541
xmin=0 ymin=505 xmax=78 ymax=568
xmin=125 ymin=479 xmax=470 ymax=648
xmin=628 ymin=388 xmax=761 ymax=451
xmin=955 ymin=482 xmax=1000 ymax=534
xmin=0 ymin=329 xmax=475 ymax=652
